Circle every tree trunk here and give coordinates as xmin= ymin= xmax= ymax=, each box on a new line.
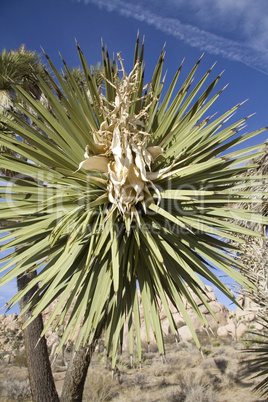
xmin=60 ymin=342 xmax=96 ymax=402
xmin=18 ymin=271 xmax=60 ymax=402
xmin=60 ymin=318 xmax=106 ymax=402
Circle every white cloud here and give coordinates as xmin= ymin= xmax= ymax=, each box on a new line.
xmin=81 ymin=0 xmax=268 ymax=75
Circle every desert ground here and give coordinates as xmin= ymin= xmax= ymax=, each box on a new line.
xmin=0 ymin=330 xmax=267 ymax=402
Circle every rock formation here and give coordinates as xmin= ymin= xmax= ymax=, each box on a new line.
xmin=0 ymin=287 xmax=263 ymax=360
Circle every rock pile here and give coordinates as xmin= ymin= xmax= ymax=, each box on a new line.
xmin=216 ymin=292 xmax=262 ymax=340
xmin=0 ymin=313 xmax=24 ymax=363
xmin=137 ymin=285 xmax=262 ymax=344
xmin=0 ymin=287 xmax=262 ymax=358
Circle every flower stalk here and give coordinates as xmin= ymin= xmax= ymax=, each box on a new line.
xmin=79 ymin=54 xmax=172 ymax=227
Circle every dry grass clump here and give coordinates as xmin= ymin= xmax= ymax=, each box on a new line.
xmin=83 ymin=369 xmax=120 ymax=401
xmin=172 ymin=371 xmax=217 ymax=402
xmin=0 ymin=378 xmax=31 ymax=401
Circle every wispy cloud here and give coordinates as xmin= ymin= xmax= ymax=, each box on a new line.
xmin=79 ymin=0 xmax=268 ymax=75
xmin=186 ymin=0 xmax=268 ymax=48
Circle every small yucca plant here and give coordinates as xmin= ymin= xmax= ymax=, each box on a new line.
xmin=0 ymin=35 xmax=267 ymax=367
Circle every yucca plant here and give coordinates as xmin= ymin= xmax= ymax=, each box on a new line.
xmin=0 ymin=35 xmax=267 ymax=368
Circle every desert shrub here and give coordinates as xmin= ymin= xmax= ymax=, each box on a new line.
xmin=12 ymin=338 xmax=23 ymax=351
xmin=176 ymin=372 xmax=217 ymax=402
xmin=164 ymin=333 xmax=177 ymax=344
xmin=6 ymin=329 xmax=16 ymax=336
xmin=202 ymin=347 xmax=212 ymax=356
xmin=14 ymin=354 xmax=27 ymax=367
xmin=176 ymin=321 xmax=186 ymax=329
xmin=83 ymin=370 xmax=119 ymax=401
xmin=132 ymin=372 xmax=147 ymax=387
xmin=241 ymin=332 xmax=265 ymax=348
xmin=150 ymin=360 xmax=178 ymax=378
xmin=210 ymin=339 xmax=222 ymax=347
xmin=214 ymin=358 xmax=228 ymax=374
xmin=0 ymin=378 xmax=31 ymax=400
xmin=142 ymin=352 xmax=156 ymax=362
xmin=201 ymin=358 xmax=217 ymax=370
xmin=191 ymin=331 xmax=210 ymax=347
xmin=184 ymin=383 xmax=216 ymax=402
xmin=141 ymin=341 xmax=159 ymax=354
xmin=116 ymin=359 xmax=129 ymax=373
xmin=96 ymin=352 xmax=105 ymax=362
xmin=177 ymin=341 xmax=194 ymax=351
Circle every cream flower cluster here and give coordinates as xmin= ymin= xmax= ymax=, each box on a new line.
xmin=79 ymin=55 xmax=172 ymax=225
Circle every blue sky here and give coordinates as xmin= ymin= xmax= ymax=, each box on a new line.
xmin=1 ymin=0 xmax=268 ymax=313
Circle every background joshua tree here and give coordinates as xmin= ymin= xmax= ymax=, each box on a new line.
xmin=61 ymin=63 xmax=104 ymax=92
xmin=230 ymin=141 xmax=268 ymax=313
xmin=0 ymin=45 xmax=48 ymax=173
xmin=0 ymin=35 xmax=267 ymax=401
xmin=0 ymin=45 xmax=60 ymax=401
xmin=0 ymin=46 xmax=105 ymax=401
xmin=0 ymin=44 xmax=46 ymax=109
xmin=228 ymin=141 xmax=268 ymax=396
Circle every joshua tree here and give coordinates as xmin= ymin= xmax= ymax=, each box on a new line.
xmin=0 ymin=46 xmax=106 ymax=401
xmin=61 ymin=63 xmax=104 ymax=91
xmin=229 ymin=141 xmax=268 ymax=396
xmin=230 ymin=141 xmax=268 ymax=312
xmin=0 ymin=44 xmax=47 ymax=109
xmin=0 ymin=35 xmax=267 ymax=400
xmin=0 ymin=45 xmax=60 ymax=401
